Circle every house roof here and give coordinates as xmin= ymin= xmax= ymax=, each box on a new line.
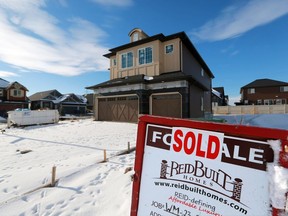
xmin=241 ymin=79 xmax=288 ymax=89
xmin=7 ymin=82 xmax=28 ymax=91
xmin=213 ymin=87 xmax=224 ymax=94
xmin=29 ymin=89 xmax=61 ymax=101
xmin=86 ymin=71 xmax=210 ymax=91
xmin=0 ymin=78 xmax=9 ymax=88
xmin=103 ymin=31 xmax=214 ymax=78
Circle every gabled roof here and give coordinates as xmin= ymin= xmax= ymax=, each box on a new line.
xmin=29 ymin=89 xmax=62 ymax=101
xmin=7 ymin=81 xmax=28 ymax=91
xmin=241 ymin=79 xmax=288 ymax=89
xmin=0 ymin=78 xmax=9 ymax=88
xmin=103 ymin=31 xmax=214 ymax=78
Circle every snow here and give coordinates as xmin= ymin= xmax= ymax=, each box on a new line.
xmin=0 ymin=114 xmax=287 ymax=215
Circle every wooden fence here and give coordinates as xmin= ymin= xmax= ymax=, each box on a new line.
xmin=213 ymin=104 xmax=288 ymax=115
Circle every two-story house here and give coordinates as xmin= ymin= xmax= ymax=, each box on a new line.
xmin=0 ymin=78 xmax=29 ymax=117
xmin=239 ymin=78 xmax=288 ymax=105
xmin=86 ymin=28 xmax=214 ymax=122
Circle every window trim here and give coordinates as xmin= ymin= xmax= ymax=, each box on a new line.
xmin=280 ymin=86 xmax=288 ymax=92
xmin=247 ymin=88 xmax=255 ymax=94
xmin=121 ymin=51 xmax=134 ymax=69
xmin=165 ymin=44 xmax=174 ymax=54
xmin=138 ymin=46 xmax=153 ymax=66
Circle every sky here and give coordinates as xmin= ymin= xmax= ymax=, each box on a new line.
xmin=0 ymin=0 xmax=288 ymax=105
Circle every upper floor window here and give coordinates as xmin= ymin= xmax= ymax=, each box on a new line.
xmin=139 ymin=47 xmax=152 ymax=65
xmin=13 ymin=89 xmax=21 ymax=97
xmin=111 ymin=58 xmax=116 ymax=67
xmin=165 ymin=44 xmax=174 ymax=54
xmin=0 ymin=89 xmax=3 ymax=97
xmin=201 ymin=68 xmax=205 ymax=77
xmin=280 ymin=86 xmax=288 ymax=92
xmin=133 ymin=33 xmax=139 ymax=42
xmin=121 ymin=52 xmax=133 ymax=69
xmin=247 ymin=88 xmax=255 ymax=94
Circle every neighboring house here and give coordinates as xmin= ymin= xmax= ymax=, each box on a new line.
xmin=0 ymin=78 xmax=29 ymax=117
xmin=212 ymin=87 xmax=228 ymax=106
xmin=238 ymin=78 xmax=288 ymax=105
xmin=29 ymin=89 xmax=87 ymax=116
xmin=86 ymin=28 xmax=214 ymax=122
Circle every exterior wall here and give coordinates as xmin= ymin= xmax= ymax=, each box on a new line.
xmin=160 ymin=38 xmax=181 ymax=74
xmin=242 ymin=86 xmax=288 ymax=105
xmin=189 ymin=85 xmax=203 ymax=118
xmin=213 ymin=104 xmax=288 ymax=115
xmin=7 ymin=85 xmax=27 ymax=101
xmin=109 ymin=38 xmax=182 ymax=80
xmin=181 ymin=43 xmax=211 ymax=90
xmin=110 ymin=40 xmax=161 ymax=79
xmin=0 ymin=102 xmax=29 ymax=117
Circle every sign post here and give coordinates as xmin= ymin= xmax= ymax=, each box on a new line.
xmin=131 ymin=115 xmax=288 ymax=216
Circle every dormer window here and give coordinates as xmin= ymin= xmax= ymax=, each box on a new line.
xmin=133 ymin=33 xmax=139 ymax=42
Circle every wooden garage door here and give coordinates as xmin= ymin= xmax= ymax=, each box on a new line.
xmin=98 ymin=96 xmax=139 ymax=122
xmin=151 ymin=93 xmax=182 ymax=118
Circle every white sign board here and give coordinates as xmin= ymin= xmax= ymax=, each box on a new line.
xmin=137 ymin=124 xmax=272 ymax=216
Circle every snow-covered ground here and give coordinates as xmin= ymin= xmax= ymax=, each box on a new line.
xmin=0 ymin=114 xmax=287 ymax=215
xmin=0 ymin=119 xmax=137 ymax=216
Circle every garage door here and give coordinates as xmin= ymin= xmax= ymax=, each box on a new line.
xmin=151 ymin=93 xmax=182 ymax=118
xmin=98 ymin=95 xmax=139 ymax=122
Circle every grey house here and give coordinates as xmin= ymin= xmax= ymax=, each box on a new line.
xmin=29 ymin=89 xmax=87 ymax=116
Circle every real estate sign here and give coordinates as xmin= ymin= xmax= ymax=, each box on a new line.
xmin=131 ymin=115 xmax=288 ymax=216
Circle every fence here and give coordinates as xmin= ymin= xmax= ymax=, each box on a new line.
xmin=213 ymin=104 xmax=288 ymax=115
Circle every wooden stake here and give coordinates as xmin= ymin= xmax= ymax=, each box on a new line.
xmin=103 ymin=149 xmax=107 ymax=162
xmin=128 ymin=142 xmax=130 ymax=152
xmin=51 ymin=166 xmax=56 ymax=187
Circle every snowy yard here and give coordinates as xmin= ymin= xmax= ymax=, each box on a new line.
xmin=0 ymin=119 xmax=137 ymax=216
xmin=0 ymin=114 xmax=287 ymax=215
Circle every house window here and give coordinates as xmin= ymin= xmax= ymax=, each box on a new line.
xmin=121 ymin=52 xmax=133 ymax=68
xmin=257 ymin=99 xmax=262 ymax=105
xmin=138 ymin=47 xmax=152 ymax=65
xmin=247 ymin=88 xmax=255 ymax=94
xmin=13 ymin=89 xmax=21 ymax=97
xmin=165 ymin=44 xmax=174 ymax=54
xmin=280 ymin=86 xmax=288 ymax=92
xmin=133 ymin=33 xmax=139 ymax=42
xmin=0 ymin=89 xmax=3 ymax=97
xmin=112 ymin=58 xmax=116 ymax=66
xmin=264 ymin=99 xmax=273 ymax=105
xmin=201 ymin=68 xmax=204 ymax=77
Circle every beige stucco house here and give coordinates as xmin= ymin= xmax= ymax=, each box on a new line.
xmin=87 ymin=28 xmax=214 ymax=122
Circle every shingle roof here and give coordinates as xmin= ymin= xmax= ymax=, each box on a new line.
xmin=241 ymin=79 xmax=288 ymax=89
xmin=0 ymin=78 xmax=10 ymax=88
xmin=29 ymin=89 xmax=61 ymax=101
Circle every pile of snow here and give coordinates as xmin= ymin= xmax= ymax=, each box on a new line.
xmin=0 ymin=115 xmax=287 ymax=215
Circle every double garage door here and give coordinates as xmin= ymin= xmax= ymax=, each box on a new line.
xmin=98 ymin=95 xmax=139 ymax=122
xmin=97 ymin=93 xmax=182 ymax=122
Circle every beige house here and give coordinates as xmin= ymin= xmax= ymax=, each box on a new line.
xmin=87 ymin=28 xmax=214 ymax=122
